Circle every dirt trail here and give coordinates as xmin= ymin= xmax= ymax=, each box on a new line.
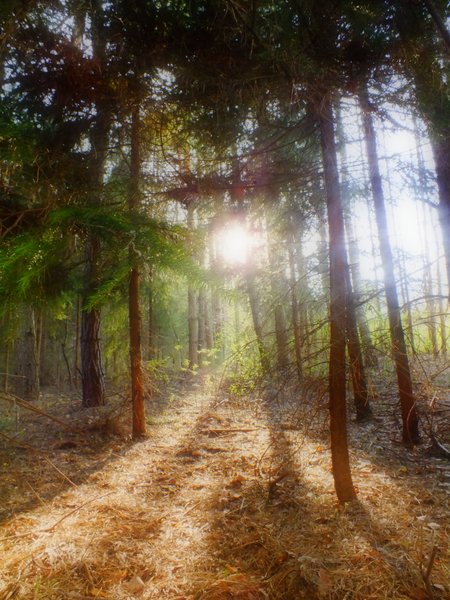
xmin=0 ymin=382 xmax=449 ymax=599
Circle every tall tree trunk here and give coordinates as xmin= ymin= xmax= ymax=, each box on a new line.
xmin=148 ymin=270 xmax=155 ymax=361
xmin=288 ymin=231 xmax=303 ymax=380
xmin=345 ymin=214 xmax=378 ymax=366
xmin=294 ymin=226 xmax=310 ymax=362
xmin=345 ymin=263 xmax=372 ymax=420
xmin=198 ymin=288 xmax=206 ymax=367
xmin=317 ymin=95 xmax=356 ymax=503
xmin=17 ymin=307 xmax=40 ymax=401
xmin=129 ymin=98 xmax=145 ymax=438
xmin=80 ymin=1 xmax=109 ymax=408
xmin=267 ymin=228 xmax=290 ymax=372
xmin=74 ymin=295 xmax=80 ymax=388
xmin=187 ymin=204 xmax=199 ymax=369
xmin=246 ymin=272 xmax=270 ymax=373
xmin=359 ymin=82 xmax=420 ymax=444
xmin=80 ymin=294 xmax=104 ymax=406
xmin=432 ymin=138 xmax=450 ymax=299
xmin=335 ymin=104 xmax=373 ymax=416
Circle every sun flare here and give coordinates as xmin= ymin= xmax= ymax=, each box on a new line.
xmin=216 ymin=223 xmax=252 ymax=266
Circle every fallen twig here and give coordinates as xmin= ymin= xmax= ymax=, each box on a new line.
xmin=0 ymin=391 xmax=83 ymax=432
xmin=200 ymin=427 xmax=261 ymax=434
xmin=43 ymin=491 xmax=116 ymax=532
xmin=0 ymin=491 xmax=116 ymax=542
xmin=423 ymin=545 xmax=438 ymax=598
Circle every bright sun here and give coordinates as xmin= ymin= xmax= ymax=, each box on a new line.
xmin=216 ymin=224 xmax=251 ymax=266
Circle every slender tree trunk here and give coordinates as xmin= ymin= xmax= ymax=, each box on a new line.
xmin=204 ymin=295 xmax=214 ymax=351
xmin=80 ymin=1 xmax=109 ymax=408
xmin=74 ymin=295 xmax=80 ymax=388
xmin=359 ymin=82 xmax=420 ymax=444
xmin=246 ymin=271 xmax=270 ymax=373
xmin=129 ymin=99 xmax=145 ymax=438
xmin=318 ymin=203 xmax=330 ymax=296
xmin=267 ymin=229 xmax=290 ymax=371
xmin=198 ymin=289 xmax=206 ymax=367
xmin=187 ymin=204 xmax=199 ymax=369
xmin=432 ymin=138 xmax=450 ymax=300
xmin=288 ymin=233 xmax=303 ymax=380
xmin=81 ymin=238 xmax=105 ymax=406
xmin=17 ymin=307 xmax=41 ymax=401
xmin=80 ymin=296 xmax=104 ymax=406
xmin=345 ymin=215 xmax=378 ymax=366
xmin=345 ymin=262 xmax=372 ymax=420
xmin=295 ymin=227 xmax=310 ymax=362
xmin=317 ymin=95 xmax=356 ymax=503
xmin=148 ymin=271 xmax=155 ymax=361
xmin=423 ymin=263 xmax=438 ymax=356
xmin=188 ymin=287 xmax=199 ymax=368
xmin=436 ymin=246 xmax=448 ymax=355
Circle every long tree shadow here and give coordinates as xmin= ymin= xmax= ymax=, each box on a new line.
xmin=0 ymin=376 xmax=199 ymax=526
xmin=256 ymin=388 xmax=449 ymax=598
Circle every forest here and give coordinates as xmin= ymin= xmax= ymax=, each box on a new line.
xmin=0 ymin=1 xmax=449 ymax=599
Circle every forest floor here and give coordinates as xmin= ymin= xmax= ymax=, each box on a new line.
xmin=0 ymin=374 xmax=449 ymax=600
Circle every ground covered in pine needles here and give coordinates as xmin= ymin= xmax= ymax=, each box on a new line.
xmin=0 ymin=374 xmax=449 ymax=600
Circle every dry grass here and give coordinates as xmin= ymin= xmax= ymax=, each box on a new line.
xmin=0 ymin=377 xmax=449 ymax=599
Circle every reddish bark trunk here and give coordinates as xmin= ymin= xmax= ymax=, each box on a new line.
xmin=318 ymin=95 xmax=356 ymax=503
xmin=359 ymin=82 xmax=420 ymax=444
xmin=129 ymin=99 xmax=145 ymax=438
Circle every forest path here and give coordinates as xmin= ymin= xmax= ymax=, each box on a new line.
xmin=0 ymin=379 xmax=449 ymax=599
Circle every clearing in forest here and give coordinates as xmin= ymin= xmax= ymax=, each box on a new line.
xmin=0 ymin=378 xmax=449 ymax=600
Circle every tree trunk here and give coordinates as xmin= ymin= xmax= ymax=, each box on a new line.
xmin=345 ymin=263 xmax=372 ymax=420
xmin=17 ymin=307 xmax=41 ymax=401
xmin=80 ymin=299 xmax=105 ymax=407
xmin=80 ymin=1 xmax=109 ymax=408
xmin=187 ymin=204 xmax=199 ymax=369
xmin=345 ymin=214 xmax=378 ymax=366
xmin=188 ymin=287 xmax=199 ymax=369
xmin=267 ymin=228 xmax=290 ymax=372
xmin=198 ymin=288 xmax=206 ymax=367
xmin=288 ymin=232 xmax=303 ymax=380
xmin=432 ymin=138 xmax=450 ymax=300
xmin=74 ymin=295 xmax=80 ymax=388
xmin=247 ymin=272 xmax=270 ymax=373
xmin=317 ymin=95 xmax=356 ymax=503
xmin=359 ymin=81 xmax=420 ymax=444
xmin=148 ymin=272 xmax=156 ymax=361
xmin=129 ymin=99 xmax=145 ymax=438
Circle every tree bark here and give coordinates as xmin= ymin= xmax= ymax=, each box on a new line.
xmin=187 ymin=204 xmax=199 ymax=369
xmin=246 ymin=271 xmax=270 ymax=373
xmin=432 ymin=138 xmax=450 ymax=300
xmin=317 ymin=95 xmax=356 ymax=503
xmin=288 ymin=232 xmax=303 ymax=380
xmin=129 ymin=99 xmax=145 ymax=438
xmin=17 ymin=307 xmax=41 ymax=401
xmin=345 ymin=262 xmax=372 ymax=420
xmin=359 ymin=82 xmax=420 ymax=444
xmin=267 ymin=228 xmax=290 ymax=371
xmin=198 ymin=288 xmax=206 ymax=367
xmin=80 ymin=0 xmax=109 ymax=408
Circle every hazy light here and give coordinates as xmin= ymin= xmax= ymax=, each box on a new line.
xmin=216 ymin=223 xmax=252 ymax=266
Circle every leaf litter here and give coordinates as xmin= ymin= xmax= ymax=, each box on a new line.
xmin=0 ymin=379 xmax=448 ymax=599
